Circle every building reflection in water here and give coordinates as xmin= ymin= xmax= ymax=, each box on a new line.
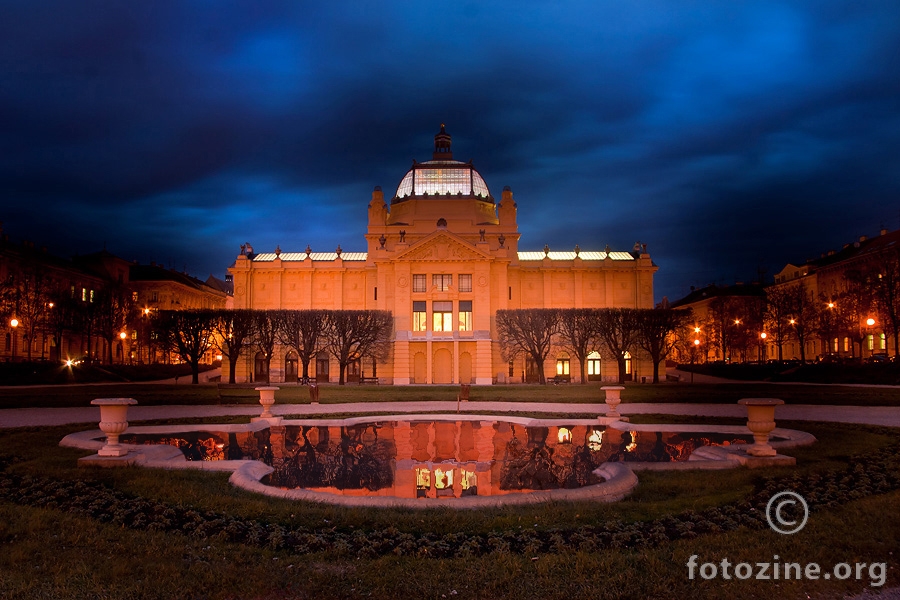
xmin=122 ymin=422 xmax=750 ymax=499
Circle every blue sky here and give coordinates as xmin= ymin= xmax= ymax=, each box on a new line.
xmin=2 ymin=1 xmax=899 ymax=301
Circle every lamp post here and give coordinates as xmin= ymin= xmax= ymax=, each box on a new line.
xmin=119 ymin=331 xmax=127 ymax=364
xmin=690 ymin=338 xmax=701 ymax=383
xmin=759 ymin=332 xmax=767 ymax=363
xmin=9 ymin=318 xmax=18 ymax=362
xmin=866 ymin=317 xmax=876 ymax=357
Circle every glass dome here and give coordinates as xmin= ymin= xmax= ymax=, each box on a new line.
xmin=394 ymin=160 xmax=492 ymax=200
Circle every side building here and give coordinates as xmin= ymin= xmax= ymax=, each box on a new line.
xmin=228 ymin=126 xmax=657 ymax=384
xmin=0 ymin=226 xmax=228 ymax=364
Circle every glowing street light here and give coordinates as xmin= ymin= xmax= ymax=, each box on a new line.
xmin=9 ymin=318 xmax=19 ymax=361
xmin=866 ymin=318 xmax=876 ymax=327
xmin=760 ymin=332 xmax=767 ymax=340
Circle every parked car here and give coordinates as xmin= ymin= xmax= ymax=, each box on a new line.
xmin=866 ymin=353 xmax=890 ymax=364
xmin=816 ymin=353 xmax=843 ymax=365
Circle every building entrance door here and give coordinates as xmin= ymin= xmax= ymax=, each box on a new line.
xmin=285 ymin=352 xmax=298 ymax=383
xmin=433 ymin=348 xmax=452 ymax=384
xmin=316 ymin=353 xmax=330 ymax=384
xmin=347 ymin=359 xmax=360 ymax=383
xmin=525 ymin=358 xmax=540 ymax=383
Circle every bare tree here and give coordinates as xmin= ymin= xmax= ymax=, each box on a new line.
xmin=323 ymin=310 xmax=393 ymax=385
xmin=557 ymin=308 xmax=600 ymax=384
xmin=276 ymin=309 xmax=328 ymax=384
xmin=596 ymin=308 xmax=641 ymax=384
xmin=6 ymin=262 xmax=51 ymax=360
xmin=212 ymin=309 xmax=254 ymax=384
xmin=155 ymin=310 xmax=217 ymax=384
xmin=252 ymin=310 xmax=278 ymax=384
xmin=637 ymin=308 xmax=691 ymax=383
xmin=496 ymin=309 xmax=560 ymax=385
xmin=92 ymin=283 xmax=134 ymax=364
xmin=764 ymin=287 xmax=796 ymax=362
xmin=787 ymin=284 xmax=817 ymax=363
xmin=852 ymin=248 xmax=900 ymax=356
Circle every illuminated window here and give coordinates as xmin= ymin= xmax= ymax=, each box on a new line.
xmin=89 ymin=290 xmax=94 ymax=303
xmin=458 ymin=274 xmax=472 ymax=292
xmin=412 ymin=274 xmax=427 ymax=293
xmin=557 ymin=427 xmax=572 ymax=444
xmin=413 ymin=301 xmax=427 ymax=332
xmin=433 ymin=301 xmax=452 ymax=331
xmin=81 ymin=288 xmax=87 ymax=302
xmin=432 ymin=274 xmax=452 ymax=291
xmin=416 ymin=467 xmax=431 ymax=498
xmin=461 ymin=470 xmax=477 ymax=496
xmin=881 ymin=333 xmax=887 ymax=350
xmin=556 ymin=355 xmax=570 ymax=376
xmin=588 ymin=429 xmax=604 ymax=451
xmin=587 ymin=351 xmax=602 ymax=376
xmin=844 ymin=337 xmax=850 ymax=352
xmin=868 ymin=335 xmax=874 ymax=351
xmin=458 ymin=300 xmax=472 ymax=331
xmin=434 ymin=467 xmax=453 ymax=490
xmin=132 ymin=291 xmax=139 ymax=302
xmin=624 ymin=351 xmax=632 ymax=375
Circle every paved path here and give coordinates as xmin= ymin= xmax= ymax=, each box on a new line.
xmin=2 ymin=400 xmax=899 ymax=428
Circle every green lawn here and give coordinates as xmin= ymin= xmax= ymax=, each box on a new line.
xmin=0 ymin=384 xmax=900 ymax=600
xmin=1 ymin=380 xmax=899 ymax=410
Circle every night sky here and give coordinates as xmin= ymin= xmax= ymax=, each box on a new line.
xmin=2 ymin=1 xmax=899 ymax=302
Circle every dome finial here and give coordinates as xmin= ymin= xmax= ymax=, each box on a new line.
xmin=433 ymin=123 xmax=452 ymax=160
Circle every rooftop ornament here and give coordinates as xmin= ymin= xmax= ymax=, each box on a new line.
xmin=305 ymin=244 xmax=311 ymax=257
xmin=574 ymin=244 xmax=581 ymax=257
xmin=544 ymin=244 xmax=550 ymax=256
xmin=336 ymin=245 xmax=342 ymax=257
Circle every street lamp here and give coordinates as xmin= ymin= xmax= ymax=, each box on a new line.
xmin=119 ymin=331 xmax=128 ymax=364
xmin=10 ymin=318 xmax=19 ymax=362
xmin=690 ymin=338 xmax=701 ymax=383
xmin=759 ymin=332 xmax=768 ymax=363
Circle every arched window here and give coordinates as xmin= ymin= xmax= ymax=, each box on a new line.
xmin=254 ymin=352 xmax=268 ymax=382
xmin=284 ymin=351 xmax=298 ymax=383
xmin=587 ymin=351 xmax=602 ymax=381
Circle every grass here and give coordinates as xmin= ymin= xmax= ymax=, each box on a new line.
xmin=2 ymin=380 xmax=900 ymax=410
xmin=1 ymin=381 xmax=899 ymax=599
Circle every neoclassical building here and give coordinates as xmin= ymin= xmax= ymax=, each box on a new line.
xmin=228 ymin=126 xmax=657 ymax=384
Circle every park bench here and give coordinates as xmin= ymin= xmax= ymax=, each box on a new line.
xmin=359 ymin=376 xmax=379 ymax=385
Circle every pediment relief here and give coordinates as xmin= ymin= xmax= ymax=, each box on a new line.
xmin=395 ymin=232 xmax=491 ymax=262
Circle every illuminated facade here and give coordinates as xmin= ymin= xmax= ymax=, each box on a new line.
xmin=229 ymin=126 xmax=657 ymax=384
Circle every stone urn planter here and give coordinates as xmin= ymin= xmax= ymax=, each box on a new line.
xmin=601 ymin=386 xmax=626 ymax=419
xmin=255 ymin=386 xmax=279 ymax=419
xmin=738 ymin=398 xmax=784 ymax=457
xmin=91 ymin=398 xmax=137 ymax=457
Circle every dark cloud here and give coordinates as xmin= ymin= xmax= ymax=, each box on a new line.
xmin=2 ymin=0 xmax=899 ymax=297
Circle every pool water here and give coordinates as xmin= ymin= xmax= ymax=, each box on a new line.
xmin=121 ymin=420 xmax=752 ymax=499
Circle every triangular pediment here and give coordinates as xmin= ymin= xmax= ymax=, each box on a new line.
xmin=394 ymin=230 xmax=492 ymax=262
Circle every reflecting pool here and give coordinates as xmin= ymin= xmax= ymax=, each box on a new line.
xmin=121 ymin=421 xmax=754 ymax=499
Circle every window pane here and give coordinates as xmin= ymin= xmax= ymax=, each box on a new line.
xmin=432 ymin=274 xmax=452 ymax=291
xmin=459 ymin=274 xmax=472 ymax=292
xmin=459 ymin=300 xmax=472 ymax=311
xmin=413 ymin=301 xmax=426 ymax=312
xmin=433 ymin=301 xmax=453 ymax=312
xmin=413 ymin=274 xmax=427 ymax=293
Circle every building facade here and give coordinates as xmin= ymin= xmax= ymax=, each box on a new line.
xmin=0 ymin=224 xmax=228 ymax=364
xmin=229 ymin=126 xmax=657 ymax=384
